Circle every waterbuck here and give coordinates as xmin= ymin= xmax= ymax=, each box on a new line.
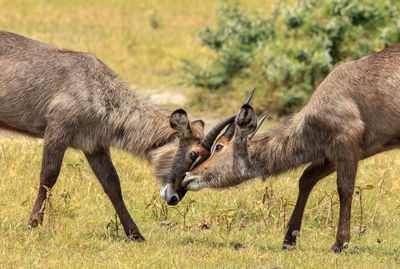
xmin=0 ymin=30 xmax=239 ymax=240
xmin=183 ymin=43 xmax=400 ymax=253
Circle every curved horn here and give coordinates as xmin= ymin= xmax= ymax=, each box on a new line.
xmin=222 ymin=87 xmax=257 ymax=140
xmin=248 ymin=114 xmax=268 ymax=140
xmin=200 ymin=115 xmax=236 ymax=151
xmin=222 ymin=88 xmax=257 ymax=140
xmin=222 ymin=121 xmax=235 ymax=139
xmin=200 ymin=87 xmax=257 ymax=151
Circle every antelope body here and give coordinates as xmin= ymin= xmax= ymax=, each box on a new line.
xmin=0 ymin=30 xmax=234 ymax=240
xmin=184 ymin=43 xmax=400 ymax=252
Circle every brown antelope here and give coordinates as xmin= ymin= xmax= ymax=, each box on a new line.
xmin=0 ymin=30 xmax=248 ymax=240
xmin=183 ymin=43 xmax=400 ymax=253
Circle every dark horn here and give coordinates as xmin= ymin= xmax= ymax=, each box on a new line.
xmin=200 ymin=115 xmax=236 ymax=151
xmin=201 ymin=88 xmax=257 ymax=151
xmin=248 ymin=114 xmax=268 ymax=140
xmin=243 ymin=87 xmax=256 ymax=105
xmin=222 ymin=121 xmax=235 ymax=139
xmin=222 ymin=88 xmax=256 ymax=140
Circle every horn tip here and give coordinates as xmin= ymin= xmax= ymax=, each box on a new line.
xmin=243 ymin=87 xmax=257 ymax=105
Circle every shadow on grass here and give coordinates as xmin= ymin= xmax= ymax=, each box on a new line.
xmin=176 ymin=235 xmax=290 ymax=252
xmin=82 ymin=231 xmax=131 ymax=243
xmin=178 ymin=236 xmax=248 ymax=250
xmin=341 ymin=244 xmax=400 ymax=258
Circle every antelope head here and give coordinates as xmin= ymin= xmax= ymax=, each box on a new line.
xmin=157 ymin=89 xmax=256 ymax=205
xmin=182 ymin=104 xmax=267 ymax=190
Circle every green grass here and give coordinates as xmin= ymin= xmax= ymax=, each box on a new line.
xmin=0 ymin=138 xmax=399 ymax=268
xmin=1 ymin=1 xmax=400 ymax=267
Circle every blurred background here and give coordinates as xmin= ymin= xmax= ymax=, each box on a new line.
xmin=1 ymin=0 xmax=400 ymax=118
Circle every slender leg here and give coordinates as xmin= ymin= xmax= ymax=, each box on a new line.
xmin=28 ymin=140 xmax=67 ymax=228
xmin=283 ymin=160 xmax=335 ymax=249
xmin=330 ymin=149 xmax=359 ymax=253
xmin=84 ymin=148 xmax=145 ymax=241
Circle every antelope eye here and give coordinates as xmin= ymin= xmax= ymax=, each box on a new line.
xmin=190 ymin=151 xmax=198 ymax=161
xmin=215 ymin=144 xmax=224 ymax=152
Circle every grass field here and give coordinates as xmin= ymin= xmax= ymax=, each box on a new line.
xmin=1 ymin=0 xmax=400 ymax=268
xmin=0 ymin=138 xmax=399 ymax=268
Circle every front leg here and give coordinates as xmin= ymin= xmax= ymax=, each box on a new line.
xmin=28 ymin=139 xmax=67 ymax=228
xmin=283 ymin=160 xmax=334 ymax=249
xmin=330 ymin=148 xmax=359 ymax=253
xmin=85 ymin=148 xmax=145 ymax=241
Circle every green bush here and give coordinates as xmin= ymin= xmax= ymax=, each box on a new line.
xmin=182 ymin=0 xmax=400 ymax=115
xmin=181 ymin=2 xmax=274 ymax=89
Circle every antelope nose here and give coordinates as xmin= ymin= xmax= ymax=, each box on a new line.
xmin=167 ymin=195 xmax=179 ymax=206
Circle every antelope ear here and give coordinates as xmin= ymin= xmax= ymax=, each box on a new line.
xmin=192 ymin=120 xmax=204 ymax=129
xmin=170 ymin=109 xmax=191 ymax=137
xmin=191 ymin=120 xmax=205 ymax=136
xmin=234 ymin=104 xmax=257 ymax=142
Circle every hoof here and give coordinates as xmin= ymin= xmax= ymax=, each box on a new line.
xmin=28 ymin=219 xmax=40 ymax=229
xmin=128 ymin=233 xmax=146 ymax=242
xmin=329 ymin=241 xmax=348 ymax=254
xmin=282 ymin=243 xmax=295 ymax=250
xmin=28 ymin=212 xmax=44 ymax=229
xmin=329 ymin=246 xmax=341 ymax=254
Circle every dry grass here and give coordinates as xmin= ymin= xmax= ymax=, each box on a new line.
xmin=0 ymin=0 xmax=281 ymax=116
xmin=0 ymin=137 xmax=399 ymax=268
xmin=0 ymin=0 xmax=214 ymax=87
xmin=1 ymin=1 xmax=400 ymax=268
xmin=0 ymin=0 xmax=222 ymax=87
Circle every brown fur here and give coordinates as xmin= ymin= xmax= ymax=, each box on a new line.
xmin=0 ymin=30 xmax=208 ymax=240
xmin=185 ymin=43 xmax=400 ymax=252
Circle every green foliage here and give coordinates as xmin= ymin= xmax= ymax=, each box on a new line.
xmin=149 ymin=12 xmax=163 ymax=29
xmin=182 ymin=2 xmax=274 ymax=89
xmin=182 ymin=0 xmax=400 ymax=114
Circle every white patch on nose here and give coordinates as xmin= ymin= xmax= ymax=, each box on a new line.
xmin=182 ymin=173 xmax=208 ymax=191
xmin=159 ymin=183 xmax=179 ymax=203
xmin=159 ymin=184 xmax=169 ymax=200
